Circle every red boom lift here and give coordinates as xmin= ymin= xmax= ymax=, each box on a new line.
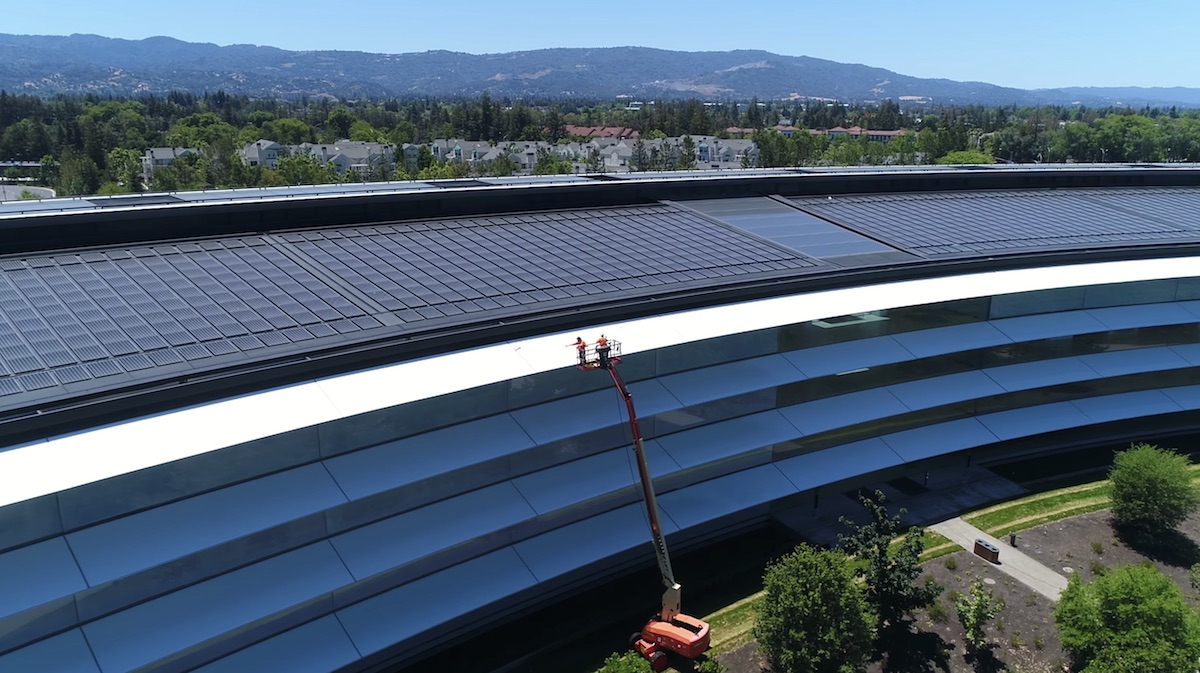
xmin=576 ymin=337 xmax=711 ymax=671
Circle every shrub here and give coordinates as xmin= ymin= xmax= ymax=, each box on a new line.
xmin=755 ymin=544 xmax=873 ymax=673
xmin=1091 ymin=541 xmax=1104 ymax=555
xmin=596 ymin=650 xmax=651 ymax=673
xmin=1090 ymin=561 xmax=1108 ymax=576
xmin=955 ymin=579 xmax=1001 ymax=651
xmin=1056 ymin=563 xmax=1200 ymax=672
xmin=943 ymin=556 xmax=957 ymax=571
xmin=927 ymin=600 xmax=949 ymax=623
xmin=1109 ymin=443 xmax=1200 ymax=537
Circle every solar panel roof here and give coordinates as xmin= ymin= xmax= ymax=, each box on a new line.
xmin=3 ymin=184 xmax=1200 ymax=418
xmin=0 ymin=204 xmax=814 ymax=411
xmin=790 ymin=188 xmax=1200 ymax=256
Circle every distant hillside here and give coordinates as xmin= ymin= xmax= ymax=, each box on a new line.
xmin=0 ymin=33 xmax=1197 ymax=107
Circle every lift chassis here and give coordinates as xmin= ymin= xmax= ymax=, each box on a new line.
xmin=577 ymin=338 xmax=711 ymax=671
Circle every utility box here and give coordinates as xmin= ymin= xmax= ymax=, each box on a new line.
xmin=974 ymin=538 xmax=1001 ymax=564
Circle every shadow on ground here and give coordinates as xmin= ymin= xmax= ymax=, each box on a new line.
xmin=963 ymin=644 xmax=1004 ymax=673
xmin=1119 ymin=526 xmax=1200 ymax=568
xmin=879 ymin=625 xmax=951 ymax=673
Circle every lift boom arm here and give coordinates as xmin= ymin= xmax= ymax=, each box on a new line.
xmin=607 ymin=364 xmax=682 ymax=622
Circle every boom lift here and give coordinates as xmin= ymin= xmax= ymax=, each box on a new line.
xmin=576 ymin=337 xmax=711 ymax=672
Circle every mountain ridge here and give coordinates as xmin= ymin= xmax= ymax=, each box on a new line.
xmin=0 ymin=33 xmax=1197 ymax=107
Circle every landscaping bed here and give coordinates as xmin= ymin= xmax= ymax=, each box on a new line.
xmin=712 ymin=509 xmax=1200 ymax=673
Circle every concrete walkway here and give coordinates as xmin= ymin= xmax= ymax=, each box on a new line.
xmin=930 ymin=517 xmax=1069 ymax=601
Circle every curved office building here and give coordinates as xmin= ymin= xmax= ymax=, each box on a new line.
xmin=2 ymin=167 xmax=1200 ymax=672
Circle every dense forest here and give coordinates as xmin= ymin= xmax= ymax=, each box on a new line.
xmin=1 ymin=90 xmax=1199 ymax=196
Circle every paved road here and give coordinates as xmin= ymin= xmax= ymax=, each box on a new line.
xmin=0 ymin=185 xmax=54 ymax=201
xmin=930 ymin=517 xmax=1069 ymax=601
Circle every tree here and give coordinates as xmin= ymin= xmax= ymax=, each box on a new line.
xmin=106 ymin=147 xmax=143 ymax=192
xmin=935 ymin=149 xmax=994 ymax=165
xmin=955 ymin=579 xmax=1001 ymax=651
xmin=1055 ymin=563 xmax=1200 ymax=673
xmin=275 ymin=154 xmax=334 ymax=186
xmin=755 ymin=544 xmax=873 ymax=673
xmin=1109 ymin=443 xmax=1200 ymax=537
xmin=326 ymin=106 xmax=356 ymax=140
xmin=677 ymin=135 xmax=696 ymax=169
xmin=630 ymin=139 xmax=649 ymax=172
xmin=838 ymin=491 xmax=942 ymax=634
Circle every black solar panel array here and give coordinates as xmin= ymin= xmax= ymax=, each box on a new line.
xmin=283 ymin=206 xmax=813 ymax=323
xmin=791 ymin=188 xmax=1200 ymax=256
xmin=0 ymin=204 xmax=813 ymax=406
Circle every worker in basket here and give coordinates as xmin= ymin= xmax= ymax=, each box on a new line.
xmin=572 ymin=336 xmax=588 ymax=366
xmin=596 ymin=334 xmax=611 ymax=369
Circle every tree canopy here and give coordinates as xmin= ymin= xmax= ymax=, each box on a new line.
xmin=755 ymin=544 xmax=873 ymax=673
xmin=1055 ymin=563 xmax=1200 ymax=673
xmin=838 ymin=491 xmax=943 ymax=634
xmin=1109 ymin=443 xmax=1200 ymax=537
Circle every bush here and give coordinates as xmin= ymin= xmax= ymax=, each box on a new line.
xmin=1109 ymin=443 xmax=1200 ymax=537
xmin=927 ymin=600 xmax=949 ymax=623
xmin=696 ymin=657 xmax=726 ymax=673
xmin=1191 ymin=562 xmax=1200 ymax=593
xmin=943 ymin=556 xmax=957 ymax=571
xmin=1091 ymin=541 xmax=1104 ymax=555
xmin=755 ymin=544 xmax=873 ymax=673
xmin=1055 ymin=563 xmax=1200 ymax=672
xmin=596 ymin=650 xmax=651 ymax=673
xmin=1090 ymin=561 xmax=1109 ymax=576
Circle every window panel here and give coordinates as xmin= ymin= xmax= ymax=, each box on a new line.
xmin=509 ymin=379 xmax=680 ymax=446
xmin=323 ymin=414 xmax=534 ymax=500
xmin=782 ymin=335 xmax=914 ymax=378
xmin=1070 ymin=390 xmax=1183 ymax=424
xmin=655 ymin=411 xmax=801 ymax=470
xmin=1083 ymin=279 xmax=1178 ymax=308
xmin=891 ymin=321 xmax=1011 ymax=359
xmin=983 ymin=356 xmax=1100 ymax=392
xmin=879 ymin=418 xmax=999 ymax=462
xmin=657 ymin=354 xmax=803 ymax=407
xmin=989 ymin=286 xmax=1086 ymax=319
xmin=194 ymin=616 xmax=360 ymax=673
xmin=976 ymin=402 xmax=1092 ymax=441
xmin=654 ymin=329 xmax=779 ymax=375
xmin=0 ymin=537 xmax=87 ymax=618
xmin=990 ymin=310 xmax=1107 ymax=342
xmin=1087 ymin=303 xmax=1197 ymax=330
xmin=1164 ymin=384 xmax=1200 ymax=410
xmin=0 ymin=629 xmax=99 ymax=673
xmin=886 ymin=371 xmax=1005 ymax=412
xmin=331 ymin=482 xmax=535 ymax=580
xmin=81 ymin=543 xmax=353 ymax=673
xmin=778 ymin=388 xmax=909 ymax=437
xmin=774 ymin=438 xmax=904 ymax=492
xmin=66 ymin=464 xmax=346 ymax=586
xmin=336 ymin=548 xmax=536 ymax=656
xmin=1077 ymin=346 xmax=1191 ymax=378
xmin=511 ymin=448 xmax=656 ymax=515
xmin=513 ymin=504 xmax=668 ymax=582
xmin=657 ymin=465 xmax=796 ymax=530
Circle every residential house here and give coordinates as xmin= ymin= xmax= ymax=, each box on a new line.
xmin=242 ymin=140 xmax=285 ymax=169
xmin=300 ymin=141 xmax=395 ymax=178
xmin=141 ymin=147 xmax=199 ymax=180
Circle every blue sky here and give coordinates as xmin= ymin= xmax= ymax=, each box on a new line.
xmin=5 ymin=0 xmax=1197 ymax=90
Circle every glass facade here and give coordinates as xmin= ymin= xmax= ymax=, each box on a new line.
xmin=2 ymin=277 xmax=1199 ymax=671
